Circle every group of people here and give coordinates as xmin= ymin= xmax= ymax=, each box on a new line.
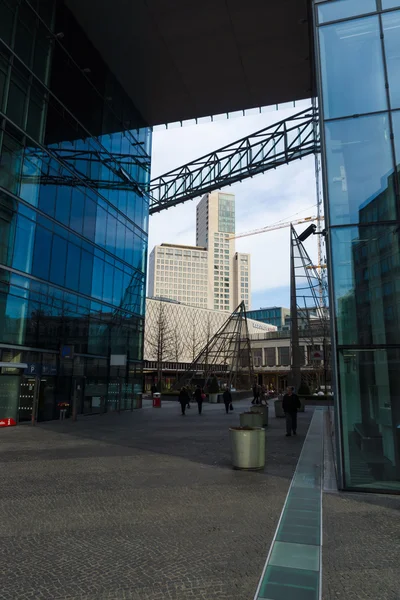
xmin=154 ymin=381 xmax=301 ymax=436
xmin=251 ymin=383 xmax=269 ymax=405
xmin=178 ymin=385 xmax=233 ymax=415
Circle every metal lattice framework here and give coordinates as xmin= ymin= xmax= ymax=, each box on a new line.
xmin=149 ymin=106 xmax=319 ymax=214
xmin=21 ymin=146 xmax=150 ymax=196
xmin=20 ymin=108 xmax=319 ymax=214
xmin=290 ymin=225 xmax=330 ymax=392
xmin=174 ymin=301 xmax=254 ymax=391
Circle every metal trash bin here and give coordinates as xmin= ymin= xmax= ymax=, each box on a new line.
xmin=152 ymin=392 xmax=161 ymax=408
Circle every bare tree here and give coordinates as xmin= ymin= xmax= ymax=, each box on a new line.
xmin=202 ymin=313 xmax=214 ymax=373
xmin=171 ymin=327 xmax=185 ymax=383
xmin=185 ymin=313 xmax=204 ymax=363
xmin=145 ymin=302 xmax=174 ymax=390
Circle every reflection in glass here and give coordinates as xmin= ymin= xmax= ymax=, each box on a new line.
xmin=382 ymin=0 xmax=400 ymax=8
xmin=318 ymin=0 xmax=376 ymax=24
xmin=12 ymin=215 xmax=35 ymax=273
xmin=319 ymin=17 xmax=387 ymax=119
xmin=325 ymin=114 xmax=396 ymax=225
xmin=331 ymin=225 xmax=400 ymax=346
xmin=382 ymin=11 xmax=400 ymax=110
xmin=339 ymin=349 xmax=400 ymax=490
xmin=392 ymin=110 xmax=400 ymax=174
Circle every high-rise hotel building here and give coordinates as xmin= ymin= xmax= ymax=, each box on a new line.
xmin=149 ymin=191 xmax=251 ymax=311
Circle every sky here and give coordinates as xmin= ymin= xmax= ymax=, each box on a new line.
xmin=148 ymin=100 xmax=319 ymax=310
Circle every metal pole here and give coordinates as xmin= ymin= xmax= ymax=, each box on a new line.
xmin=72 ymin=377 xmax=78 ymax=422
xmin=31 ymin=376 xmax=40 ymax=425
xmin=290 ymin=226 xmax=301 ymax=391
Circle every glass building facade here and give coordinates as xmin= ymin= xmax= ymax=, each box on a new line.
xmin=314 ymin=0 xmax=400 ymax=491
xmin=246 ymin=307 xmax=290 ymax=329
xmin=0 ymin=0 xmax=151 ymax=422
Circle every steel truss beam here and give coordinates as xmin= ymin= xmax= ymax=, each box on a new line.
xmin=20 ymin=108 xmax=319 ymax=210
xmin=149 ymin=107 xmax=319 ymax=214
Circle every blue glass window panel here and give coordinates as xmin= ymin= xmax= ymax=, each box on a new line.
xmin=392 ymin=110 xmax=400 ymax=172
xmin=13 ymin=216 xmax=35 ymax=274
xmin=106 ymin=213 xmax=117 ymax=254
xmin=91 ymin=257 xmax=104 ymax=300
xmin=116 ymin=220 xmax=126 ymax=260
xmin=325 ymin=114 xmax=396 ymax=226
xmin=70 ymin=189 xmax=84 ymax=235
xmin=143 ymin=207 xmax=149 ymax=234
xmin=95 ymin=206 xmax=107 ymax=247
xmin=126 ymin=194 xmax=135 ymax=223
xmin=319 ymin=17 xmax=387 ymax=119
xmin=331 ymin=225 xmax=400 ymax=345
xmin=79 ymin=250 xmax=93 ymax=296
xmin=32 ymin=225 xmax=52 ymax=280
xmin=113 ymin=267 xmax=123 ymax=306
xmin=118 ymin=190 xmax=128 ymax=216
xmin=38 ymin=187 xmax=56 ymax=217
xmin=103 ymin=261 xmax=114 ymax=304
xmin=382 ymin=12 xmax=400 ymax=110
xmin=55 ymin=186 xmax=71 ymax=226
xmin=135 ymin=195 xmax=144 ymax=229
xmin=318 ymin=0 xmax=376 ymax=24
xmin=382 ymin=1 xmax=400 ymax=8
xmin=65 ymin=242 xmax=81 ymax=292
xmin=124 ymin=230 xmax=134 ymax=266
xmin=49 ymin=235 xmax=67 ymax=287
xmin=83 ymin=196 xmax=96 ymax=242
xmin=338 ymin=348 xmax=400 ymax=491
xmin=2 ymin=295 xmax=28 ymax=344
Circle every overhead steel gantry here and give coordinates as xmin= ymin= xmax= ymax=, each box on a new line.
xmin=20 ymin=107 xmax=319 ymax=211
xmin=149 ymin=106 xmax=319 ymax=215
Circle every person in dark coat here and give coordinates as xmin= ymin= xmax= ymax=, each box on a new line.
xmin=252 ymin=383 xmax=258 ymax=404
xmin=179 ymin=387 xmax=190 ymax=416
xmin=282 ymin=386 xmax=301 ymax=436
xmin=193 ymin=385 xmax=204 ymax=415
xmin=223 ymin=387 xmax=232 ymax=414
xmin=151 ymin=383 xmax=157 ymax=396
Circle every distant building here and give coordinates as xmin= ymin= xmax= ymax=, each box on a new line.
xmin=144 ymin=297 xmax=275 ymax=390
xmin=149 ymin=191 xmax=252 ymax=311
xmin=247 ymin=307 xmax=290 ymax=329
xmin=148 ymin=244 xmax=208 ymax=308
xmin=196 ymin=191 xmax=239 ymax=312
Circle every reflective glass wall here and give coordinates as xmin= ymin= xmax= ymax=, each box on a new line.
xmin=0 ymin=0 xmax=151 ymax=420
xmin=315 ymin=0 xmax=400 ymax=491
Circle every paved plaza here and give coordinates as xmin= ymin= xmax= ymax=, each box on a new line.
xmin=0 ymin=399 xmax=399 ymax=600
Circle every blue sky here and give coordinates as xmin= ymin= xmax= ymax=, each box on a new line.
xmin=149 ymin=101 xmax=319 ymax=311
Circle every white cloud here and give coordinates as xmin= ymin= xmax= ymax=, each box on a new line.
xmin=148 ymin=102 xmax=320 ymax=302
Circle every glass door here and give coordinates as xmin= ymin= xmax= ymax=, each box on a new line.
xmin=0 ymin=375 xmax=20 ymax=423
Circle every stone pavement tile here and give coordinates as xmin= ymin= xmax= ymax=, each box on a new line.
xmin=323 ymin=492 xmax=400 ymax=600
xmin=0 ymin=400 xmax=313 ymax=600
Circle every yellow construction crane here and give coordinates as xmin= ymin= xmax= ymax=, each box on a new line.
xmin=231 ymin=215 xmax=326 ymax=279
xmin=229 ymin=215 xmax=324 ymax=240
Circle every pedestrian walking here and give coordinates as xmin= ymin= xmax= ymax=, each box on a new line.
xmin=282 ymin=386 xmax=301 ymax=436
xmin=179 ymin=387 xmax=190 ymax=416
xmin=252 ymin=383 xmax=258 ymax=404
xmin=223 ymin=387 xmax=233 ymax=414
xmin=194 ymin=385 xmax=204 ymax=415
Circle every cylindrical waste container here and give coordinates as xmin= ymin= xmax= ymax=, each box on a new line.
xmin=152 ymin=392 xmax=161 ymax=408
xmin=230 ymin=427 xmax=265 ymax=470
